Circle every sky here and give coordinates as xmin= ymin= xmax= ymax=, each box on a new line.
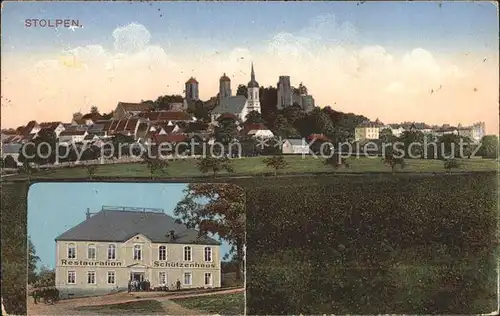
xmin=1 ymin=1 xmax=498 ymax=134
xmin=27 ymin=182 xmax=232 ymax=270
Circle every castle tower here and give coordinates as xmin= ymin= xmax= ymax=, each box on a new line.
xmin=185 ymin=77 xmax=199 ymax=102
xmin=219 ymin=73 xmax=231 ymax=102
xmin=277 ymin=76 xmax=292 ymax=110
xmin=247 ymin=63 xmax=261 ymax=113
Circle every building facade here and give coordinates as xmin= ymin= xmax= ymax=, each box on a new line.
xmin=55 ymin=207 xmax=221 ymax=298
xmin=355 ymin=119 xmax=385 ymax=141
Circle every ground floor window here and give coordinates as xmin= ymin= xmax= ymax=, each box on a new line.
xmin=204 ymin=272 xmax=212 ymax=286
xmin=87 ymin=271 xmax=96 ymax=284
xmin=107 ymin=271 xmax=115 ymax=284
xmin=67 ymin=271 xmax=76 ymax=284
xmin=183 ymin=272 xmax=192 ymax=285
xmin=159 ymin=272 xmax=167 ymax=285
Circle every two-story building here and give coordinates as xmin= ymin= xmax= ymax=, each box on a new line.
xmin=54 ymin=206 xmax=221 ymax=298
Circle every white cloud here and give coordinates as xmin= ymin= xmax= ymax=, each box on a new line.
xmin=112 ymin=22 xmax=152 ymax=54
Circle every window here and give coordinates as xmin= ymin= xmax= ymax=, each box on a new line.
xmin=134 ymin=245 xmax=142 ymax=260
xmin=87 ymin=271 xmax=96 ymax=284
xmin=204 ymin=247 xmax=212 ymax=262
xmin=183 ymin=246 xmax=192 ymax=261
xmin=107 ymin=271 xmax=115 ymax=284
xmin=159 ymin=245 xmax=167 ymax=261
xmin=87 ymin=244 xmax=96 ymax=260
xmin=204 ymin=273 xmax=212 ymax=286
xmin=159 ymin=272 xmax=167 ymax=285
xmin=183 ymin=272 xmax=192 ymax=285
xmin=67 ymin=271 xmax=76 ymax=284
xmin=108 ymin=244 xmax=116 ymax=260
xmin=67 ymin=243 xmax=76 ymax=259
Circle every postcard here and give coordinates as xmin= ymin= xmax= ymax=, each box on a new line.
xmin=22 ymin=182 xmax=245 ymax=315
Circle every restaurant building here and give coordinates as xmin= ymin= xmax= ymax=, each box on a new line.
xmin=54 ymin=206 xmax=221 ymax=298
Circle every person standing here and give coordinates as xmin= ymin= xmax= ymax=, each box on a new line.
xmin=127 ymin=280 xmax=131 ymax=293
xmin=176 ymin=279 xmax=181 ymax=291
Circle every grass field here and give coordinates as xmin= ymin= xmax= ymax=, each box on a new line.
xmin=74 ymin=300 xmax=165 ymax=314
xmin=173 ymin=292 xmax=244 ymax=315
xmin=6 ymin=156 xmax=498 ymax=180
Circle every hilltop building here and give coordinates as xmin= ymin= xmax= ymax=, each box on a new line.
xmin=183 ymin=77 xmax=200 ymax=110
xmin=55 ymin=206 xmax=221 ymax=298
xmin=277 ymin=76 xmax=293 ymax=110
xmin=355 ymin=119 xmax=385 ymax=141
xmin=210 ymin=63 xmax=261 ymax=122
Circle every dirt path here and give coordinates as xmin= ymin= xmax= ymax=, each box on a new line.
xmin=27 ymin=288 xmax=244 ymax=315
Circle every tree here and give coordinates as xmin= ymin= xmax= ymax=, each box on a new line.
xmin=245 ymin=111 xmax=265 ymax=124
xmin=324 ymin=154 xmax=349 ymax=169
xmin=4 ymin=155 xmax=17 ymax=169
xmin=444 ymin=158 xmax=460 ymax=172
xmin=35 ymin=266 xmax=56 ymax=288
xmin=144 ymin=156 xmax=169 ymax=180
xmin=382 ymin=153 xmax=405 ymax=174
xmin=193 ymin=100 xmax=210 ymax=122
xmin=302 ymin=108 xmax=335 ymax=137
xmin=101 ymin=111 xmax=114 ymax=120
xmin=215 ymin=117 xmax=238 ymax=145
xmin=72 ymin=112 xmax=83 ymax=120
xmin=263 ymin=155 xmax=288 ymax=177
xmin=259 ymin=86 xmax=278 ymax=122
xmin=86 ymin=165 xmax=97 ymax=180
xmin=236 ymin=84 xmax=248 ymax=98
xmin=33 ymin=128 xmax=57 ymax=165
xmin=90 ymin=106 xmax=99 ymax=114
xmin=28 ymin=236 xmax=40 ymax=285
xmin=272 ymin=114 xmax=300 ymax=139
xmin=174 ymin=183 xmax=245 ymax=282
xmin=398 ymin=131 xmax=425 ymax=158
xmin=197 ymin=156 xmax=233 ymax=178
xmin=20 ymin=161 xmax=36 ymax=182
xmin=478 ymin=135 xmax=498 ymax=159
xmin=154 ymin=95 xmax=184 ymax=110
xmin=379 ymin=128 xmax=395 ymax=143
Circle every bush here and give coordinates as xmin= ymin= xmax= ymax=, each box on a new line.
xmin=444 ymin=158 xmax=460 ymax=170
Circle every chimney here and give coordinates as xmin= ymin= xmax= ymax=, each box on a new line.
xmin=86 ymin=208 xmax=91 ymax=220
xmin=169 ymin=230 xmax=175 ymax=240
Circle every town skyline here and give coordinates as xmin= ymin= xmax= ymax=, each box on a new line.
xmin=1 ymin=1 xmax=498 ymax=134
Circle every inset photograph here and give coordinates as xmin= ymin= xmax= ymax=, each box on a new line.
xmin=27 ymin=182 xmax=245 ymax=315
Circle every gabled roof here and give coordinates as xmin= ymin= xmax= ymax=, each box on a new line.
xmin=211 ymin=95 xmax=247 ymax=115
xmin=144 ymin=111 xmax=193 ymax=121
xmin=55 ymin=209 xmax=221 ymax=245
xmin=307 ymin=134 xmax=330 ymax=142
xmin=82 ymin=113 xmax=103 ymax=121
xmin=38 ymin=122 xmax=63 ymax=132
xmin=1 ymin=129 xmax=18 ymax=136
xmin=59 ymin=130 xmax=86 ymax=136
xmin=2 ymin=143 xmax=22 ymax=154
xmin=118 ymin=102 xmax=153 ymax=113
xmin=240 ymin=123 xmax=270 ymax=136
xmin=283 ymin=139 xmax=308 ymax=146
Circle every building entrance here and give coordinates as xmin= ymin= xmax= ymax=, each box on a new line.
xmin=130 ymin=272 xmax=144 ymax=282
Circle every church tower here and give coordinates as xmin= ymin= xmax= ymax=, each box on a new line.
xmin=247 ymin=63 xmax=261 ymax=113
xmin=219 ymin=73 xmax=231 ymax=102
xmin=185 ymin=77 xmax=199 ymax=102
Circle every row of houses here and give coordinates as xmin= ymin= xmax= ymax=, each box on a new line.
xmin=355 ymin=119 xmax=486 ymax=143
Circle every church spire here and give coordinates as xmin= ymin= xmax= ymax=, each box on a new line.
xmin=247 ymin=62 xmax=259 ymax=88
